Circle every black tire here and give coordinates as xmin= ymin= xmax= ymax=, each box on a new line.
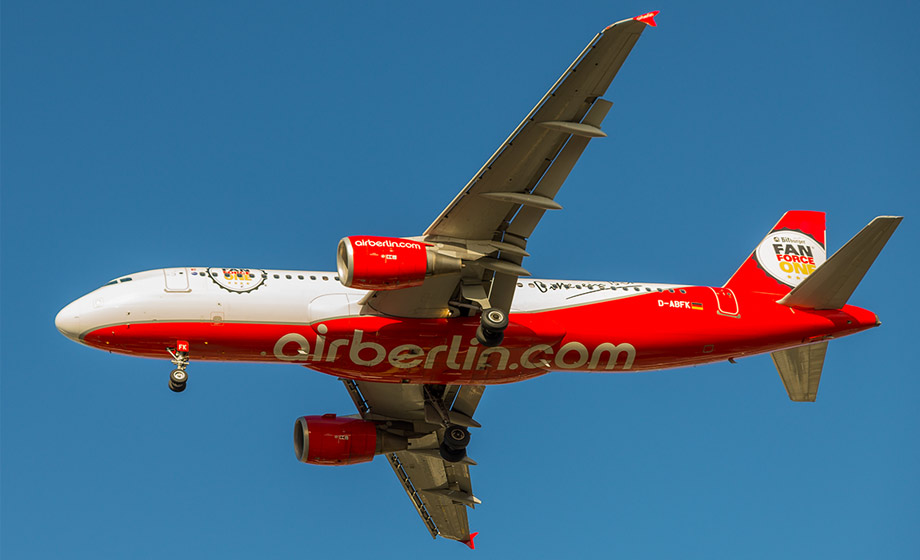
xmin=475 ymin=325 xmax=503 ymax=347
xmin=443 ymin=425 xmax=471 ymax=451
xmin=168 ymin=379 xmax=186 ymax=393
xmin=169 ymin=369 xmax=187 ymax=384
xmin=439 ymin=443 xmax=467 ymax=463
xmin=481 ymin=308 xmax=508 ymax=331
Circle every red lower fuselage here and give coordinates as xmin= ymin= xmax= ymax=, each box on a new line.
xmin=59 ymin=269 xmax=879 ymax=385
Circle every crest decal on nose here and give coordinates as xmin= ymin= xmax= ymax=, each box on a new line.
xmin=206 ymin=268 xmax=266 ymax=293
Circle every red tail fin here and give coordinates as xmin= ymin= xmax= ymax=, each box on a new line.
xmin=724 ymin=211 xmax=827 ymax=295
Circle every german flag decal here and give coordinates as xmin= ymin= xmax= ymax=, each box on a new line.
xmin=691 ymin=302 xmax=704 ymax=311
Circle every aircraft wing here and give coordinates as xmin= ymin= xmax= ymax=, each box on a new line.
xmin=364 ymin=13 xmax=657 ymax=318
xmin=341 ymin=380 xmax=485 ymax=546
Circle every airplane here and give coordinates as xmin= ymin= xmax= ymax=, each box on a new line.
xmin=54 ymin=11 xmax=902 ymax=548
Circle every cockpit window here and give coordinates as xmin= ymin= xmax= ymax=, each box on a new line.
xmin=103 ymin=276 xmax=134 ymax=287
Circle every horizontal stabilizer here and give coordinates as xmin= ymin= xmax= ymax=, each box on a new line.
xmin=779 ymin=216 xmax=902 ymax=309
xmin=772 ymin=342 xmax=828 ymax=402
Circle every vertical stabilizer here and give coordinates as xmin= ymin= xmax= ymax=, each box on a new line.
xmin=724 ymin=211 xmax=826 ymax=295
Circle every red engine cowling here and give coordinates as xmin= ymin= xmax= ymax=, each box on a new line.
xmin=293 ymin=414 xmax=377 ymax=466
xmin=336 ymin=236 xmax=429 ymax=290
xmin=336 ymin=235 xmax=463 ymax=290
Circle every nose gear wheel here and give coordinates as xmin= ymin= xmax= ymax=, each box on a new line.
xmin=166 ymin=341 xmax=190 ymax=393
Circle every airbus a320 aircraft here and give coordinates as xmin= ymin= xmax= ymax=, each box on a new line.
xmin=56 ymin=12 xmax=901 ymax=548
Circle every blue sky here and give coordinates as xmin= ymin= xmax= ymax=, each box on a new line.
xmin=3 ymin=1 xmax=918 ymax=558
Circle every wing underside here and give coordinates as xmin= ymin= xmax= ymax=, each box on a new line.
xmin=342 ymin=380 xmax=485 ymax=544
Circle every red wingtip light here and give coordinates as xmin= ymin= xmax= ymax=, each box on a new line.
xmin=634 ymin=10 xmax=660 ymax=27
xmin=464 ymin=532 xmax=479 ymax=550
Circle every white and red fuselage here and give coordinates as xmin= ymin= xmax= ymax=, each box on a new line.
xmin=54 ymin=265 xmax=879 ymax=385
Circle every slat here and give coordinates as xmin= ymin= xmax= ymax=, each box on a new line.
xmin=386 ymin=452 xmax=439 ymax=539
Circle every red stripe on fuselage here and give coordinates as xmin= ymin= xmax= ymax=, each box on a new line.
xmin=81 ymin=289 xmax=878 ymax=384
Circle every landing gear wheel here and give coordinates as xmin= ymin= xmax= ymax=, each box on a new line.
xmin=482 ymin=308 xmax=508 ymax=331
xmin=475 ymin=326 xmax=503 ymax=347
xmin=169 ymin=369 xmax=187 ymax=384
xmin=169 ymin=368 xmax=187 ymax=393
xmin=443 ymin=425 xmax=471 ymax=450
xmin=476 ymin=307 xmax=508 ymax=347
xmin=439 ymin=445 xmax=467 ymax=463
xmin=439 ymin=425 xmax=471 ymax=463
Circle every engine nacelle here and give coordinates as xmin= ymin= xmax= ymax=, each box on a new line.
xmin=336 ymin=236 xmax=461 ymax=290
xmin=293 ymin=414 xmax=408 ymax=466
xmin=293 ymin=414 xmax=378 ymax=465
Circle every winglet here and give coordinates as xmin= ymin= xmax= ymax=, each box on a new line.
xmin=634 ymin=11 xmax=660 ymax=27
xmin=463 ymin=532 xmax=479 ymax=550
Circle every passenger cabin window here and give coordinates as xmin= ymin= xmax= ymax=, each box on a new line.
xmin=286 ymin=275 xmax=292 ymax=279
xmin=298 ymin=275 xmax=304 ymax=280
xmin=322 ymin=276 xmax=329 ymax=281
xmin=273 ymin=274 xmax=280 ymax=279
xmin=310 ymin=276 xmax=316 ymax=280
xmin=679 ymin=289 xmax=686 ymax=294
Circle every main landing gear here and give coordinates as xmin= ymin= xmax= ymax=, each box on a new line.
xmin=167 ymin=340 xmax=190 ymax=393
xmin=440 ymin=424 xmax=471 ymax=463
xmin=475 ymin=307 xmax=508 ymax=347
xmin=425 ymin=385 xmax=476 ymax=463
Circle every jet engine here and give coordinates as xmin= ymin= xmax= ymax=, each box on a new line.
xmin=336 ymin=236 xmax=461 ymax=290
xmin=293 ymin=414 xmax=407 ymax=466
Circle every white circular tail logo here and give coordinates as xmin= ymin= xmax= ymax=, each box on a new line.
xmin=754 ymin=230 xmax=826 ymax=287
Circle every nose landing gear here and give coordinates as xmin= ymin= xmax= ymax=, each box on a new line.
xmin=167 ymin=340 xmax=190 ymax=393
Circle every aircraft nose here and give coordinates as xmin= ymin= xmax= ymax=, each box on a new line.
xmin=55 ymin=299 xmax=85 ymax=340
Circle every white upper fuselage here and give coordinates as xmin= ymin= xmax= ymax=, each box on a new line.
xmin=55 ymin=267 xmax=685 ymax=341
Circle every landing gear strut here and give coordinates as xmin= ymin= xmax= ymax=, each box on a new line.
xmin=167 ymin=340 xmax=190 ymax=393
xmin=475 ymin=307 xmax=508 ymax=347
